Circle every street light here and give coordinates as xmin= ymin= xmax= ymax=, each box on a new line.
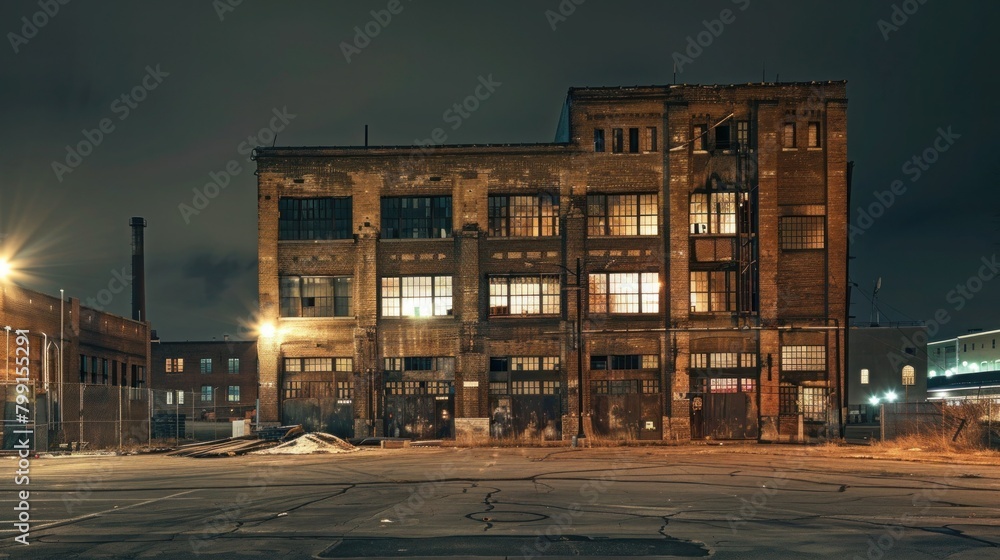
xmin=0 ymin=258 xmax=10 ymax=279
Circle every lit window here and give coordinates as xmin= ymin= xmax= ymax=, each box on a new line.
xmin=303 ymin=358 xmax=333 ymax=372
xmin=381 ymin=276 xmax=453 ymax=317
xmin=641 ymin=355 xmax=659 ymax=369
xmin=589 ymin=272 xmax=660 ymax=314
xmin=780 ymin=217 xmax=825 ymax=249
xmin=594 ymin=129 xmax=605 ymax=152
xmin=807 ymin=122 xmax=821 ymax=148
xmin=278 ymin=197 xmax=352 ymax=240
xmin=799 ymin=387 xmax=827 ymax=421
xmin=689 ymin=270 xmax=736 ymax=313
xmin=902 ymin=366 xmax=915 ymax=385
xmin=611 ymin=128 xmax=623 ymax=153
xmin=335 ymin=358 xmax=353 ymax=372
xmin=337 ymin=381 xmax=353 ymax=399
xmin=690 ymin=192 xmax=739 ymax=235
xmin=860 ymin=368 xmax=870 ymax=384
xmin=781 ymin=346 xmax=826 ymax=371
xmin=587 ymin=194 xmax=658 ymax=236
xmin=783 ymin=123 xmax=797 ymax=148
xmin=178 ymin=391 xmax=184 ymax=405
xmin=280 ymin=276 xmax=353 ymax=317
xmin=200 ymin=358 xmax=212 ymax=374
xmin=641 ymin=380 xmax=660 ymax=394
xmin=380 ymin=196 xmax=452 ymax=239
xmin=165 ymin=358 xmax=184 ymax=373
xmin=488 ymin=194 xmax=559 ymax=237
xmin=489 ymin=275 xmax=560 ymax=316
xmin=228 ymin=358 xmax=240 ymax=374
xmin=692 ymin=125 xmax=707 ymax=151
xmin=166 ymin=391 xmax=173 ymax=405
xmin=200 ymin=386 xmax=213 ymax=402
xmin=283 ymin=358 xmax=302 ymax=372
xmin=227 ymin=386 xmax=240 ymax=402
xmin=511 ymin=357 xmax=540 ymax=371
xmin=736 ymin=120 xmax=750 ymax=149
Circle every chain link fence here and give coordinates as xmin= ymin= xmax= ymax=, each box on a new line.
xmin=1 ymin=383 xmax=256 ymax=452
xmin=881 ymin=397 xmax=1000 ymax=449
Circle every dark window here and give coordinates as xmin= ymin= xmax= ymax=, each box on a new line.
xmin=488 ymin=275 xmax=560 ymax=316
xmin=715 ymin=124 xmax=732 ymax=150
xmin=228 ymin=358 xmax=240 ymax=374
xmin=278 ymin=197 xmax=352 ymax=240
xmin=490 ymin=357 xmax=509 ymax=372
xmin=611 ymin=128 xmax=623 ymax=153
xmin=487 ymin=194 xmax=559 ymax=237
xmin=200 ymin=358 xmax=212 ymax=374
xmin=590 ymin=355 xmax=608 ymax=370
xmin=780 ymin=217 xmax=825 ymax=249
xmin=594 ymin=129 xmax=605 ymax=152
xmin=80 ymin=354 xmax=87 ymax=383
xmin=381 ymin=196 xmax=452 ymax=239
xmin=404 ymin=357 xmax=434 ymax=371
xmin=280 ymin=276 xmax=353 ymax=317
xmin=587 ymin=194 xmax=658 ymax=236
xmin=611 ymin=355 xmax=640 ymax=370
xmin=646 ymin=127 xmax=658 ymax=152
xmin=628 ymin=128 xmax=640 ymax=153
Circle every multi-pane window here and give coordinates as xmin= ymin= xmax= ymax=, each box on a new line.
xmin=335 ymin=358 xmax=353 ymax=372
xmin=807 ymin=122 xmax=821 ymax=148
xmin=280 ymin=276 xmax=353 ymax=317
xmin=487 ymin=194 xmax=559 ymax=237
xmin=278 ymin=197 xmax=352 ymax=240
xmin=284 ymin=381 xmax=304 ymax=399
xmin=736 ymin=120 xmax=750 ymax=149
xmin=587 ymin=194 xmax=658 ymax=236
xmin=489 ymin=275 xmax=560 ymax=316
xmin=706 ymin=378 xmax=756 ymax=393
xmin=781 ymin=346 xmax=826 ymax=371
xmin=490 ymin=356 xmax=560 ymax=371
xmin=611 ymin=128 xmax=623 ymax=153
xmin=589 ymin=272 xmax=659 ymax=314
xmin=641 ymin=380 xmax=660 ymax=394
xmin=381 ymin=276 xmax=453 ymax=317
xmin=691 ymin=353 xmax=757 ymax=368
xmin=227 ymin=385 xmax=240 ymax=402
xmin=692 ymin=125 xmax=707 ymax=151
xmin=800 ymin=387 xmax=827 ymax=420
xmin=783 ymin=123 xmax=797 ymax=148
xmin=780 ymin=217 xmax=825 ymax=249
xmin=303 ymin=358 xmax=333 ymax=372
xmin=228 ymin=358 xmax=240 ymax=374
xmin=200 ymin=385 xmax=213 ymax=402
xmin=165 ymin=358 xmax=183 ymax=373
xmin=594 ymin=129 xmax=605 ymax=152
xmin=690 ymin=192 xmax=737 ymax=234
xmin=628 ymin=128 xmax=640 ymax=153
xmin=337 ymin=381 xmax=353 ymax=399
xmin=380 ymin=196 xmax=452 ymax=239
xmin=902 ymin=365 xmax=915 ymax=386
xmin=282 ymin=357 xmax=349 ymax=373
xmin=590 ymin=354 xmax=658 ymax=370
xmin=860 ymin=368 xmax=870 ymax=385
xmin=200 ymin=358 xmax=212 ymax=374
xmin=689 ymin=270 xmax=736 ymax=313
xmin=384 ymin=357 xmax=455 ymax=373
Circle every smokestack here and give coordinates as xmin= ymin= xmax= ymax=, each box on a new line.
xmin=130 ymin=217 xmax=147 ymax=322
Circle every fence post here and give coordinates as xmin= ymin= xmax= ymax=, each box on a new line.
xmin=79 ymin=384 xmax=84 ymax=450
xmin=147 ymin=388 xmax=152 ymax=447
xmin=118 ymin=386 xmax=123 ymax=450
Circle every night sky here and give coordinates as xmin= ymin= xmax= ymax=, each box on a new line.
xmin=1 ymin=1 xmax=996 ymax=341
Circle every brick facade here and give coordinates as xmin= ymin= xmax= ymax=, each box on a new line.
xmin=255 ymin=82 xmax=848 ymax=442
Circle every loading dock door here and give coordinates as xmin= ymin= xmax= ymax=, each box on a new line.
xmin=384 ymin=381 xmax=454 ymax=440
xmin=591 ymin=380 xmax=661 ymax=440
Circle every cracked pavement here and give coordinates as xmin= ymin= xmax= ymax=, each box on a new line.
xmin=1 ymin=446 xmax=998 ymax=558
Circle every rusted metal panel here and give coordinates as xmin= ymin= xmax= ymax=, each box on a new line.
xmin=281 ymin=398 xmax=354 ymax=439
xmin=489 ymin=395 xmax=562 ymax=440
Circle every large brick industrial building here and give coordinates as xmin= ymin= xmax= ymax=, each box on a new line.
xmin=254 ymin=81 xmax=849 ymax=442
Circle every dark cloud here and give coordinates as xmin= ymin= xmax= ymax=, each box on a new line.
xmin=1 ymin=0 xmax=998 ymax=339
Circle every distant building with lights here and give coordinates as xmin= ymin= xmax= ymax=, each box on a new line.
xmin=846 ymin=324 xmax=928 ymax=424
xmin=254 ymin=81 xmax=849 ymax=442
xmin=149 ymin=339 xmax=258 ymax=421
xmin=928 ymin=329 xmax=1000 ymax=401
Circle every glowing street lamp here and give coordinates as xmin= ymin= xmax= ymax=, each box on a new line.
xmin=884 ymin=391 xmax=898 ymax=403
xmin=0 ymin=258 xmax=11 ymax=280
xmin=258 ymin=322 xmax=277 ymax=339
xmin=868 ymin=396 xmax=880 ymax=406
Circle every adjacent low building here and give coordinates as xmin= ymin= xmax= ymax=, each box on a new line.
xmin=846 ymin=324 xmax=928 ymax=424
xmin=254 ymin=81 xmax=850 ymax=442
xmin=928 ymin=329 xmax=1000 ymax=402
xmin=1 ymin=281 xmax=150 ymax=450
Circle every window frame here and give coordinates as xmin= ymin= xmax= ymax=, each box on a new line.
xmin=380 ymin=275 xmax=454 ymax=318
xmin=587 ymin=193 xmax=658 ymax=236
xmin=783 ymin=122 xmax=797 ymax=148
xmin=488 ymin=275 xmax=561 ymax=316
xmin=611 ymin=128 xmax=624 ymax=153
xmin=780 ymin=216 xmax=825 ymax=250
xmin=588 ymin=272 xmax=660 ymax=314
xmin=278 ymin=197 xmax=352 ymax=241
xmin=487 ymin=193 xmax=560 ymax=237
xmin=689 ymin=270 xmax=737 ymax=313
xmin=594 ymin=129 xmax=605 ymax=152
xmin=280 ymin=276 xmax=354 ymax=318
xmin=380 ymin=196 xmax=453 ymax=239
xmin=199 ymin=358 xmax=212 ymax=374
